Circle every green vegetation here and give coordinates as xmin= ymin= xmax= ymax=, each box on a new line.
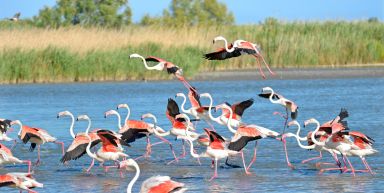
xmin=0 ymin=19 xmax=383 ymax=84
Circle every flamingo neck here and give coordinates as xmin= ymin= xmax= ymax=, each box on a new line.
xmin=206 ymin=95 xmax=220 ymax=123
xmin=222 ymin=38 xmax=235 ymax=53
xmin=124 ymin=107 xmax=130 ymax=125
xmin=310 ymin=120 xmax=325 ymax=146
xmin=222 ymin=106 xmax=237 ymax=133
xmin=16 ymin=121 xmax=23 ymax=136
xmin=185 ymin=138 xmax=200 ymax=158
xmin=178 ymin=94 xmax=189 ymax=114
xmin=127 ymin=161 xmax=140 ymax=193
xmin=285 ymin=133 xmax=315 ymax=150
xmin=293 ymin=122 xmax=307 ymax=141
xmin=68 ymin=113 xmax=76 ymax=139
xmin=266 ymin=88 xmax=279 ymax=104
xmin=85 ymin=119 xmax=98 ymax=161
xmin=152 ymin=127 xmax=170 ymax=137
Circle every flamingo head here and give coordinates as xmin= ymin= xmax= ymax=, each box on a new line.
xmin=304 ymin=118 xmax=318 ymax=128
xmin=261 ymin=86 xmax=273 ymax=93
xmin=76 ymin=115 xmax=90 ymax=121
xmin=57 ymin=110 xmax=72 ymax=119
xmin=117 ymin=103 xmax=129 ymax=110
xmin=129 ymin=53 xmax=143 ymax=59
xmin=141 ymin=113 xmax=157 ymax=122
xmin=287 ymin=120 xmax=299 ymax=128
xmin=175 ymin=93 xmax=185 ymax=98
xmin=104 ymin=110 xmax=119 ymax=118
xmin=119 ymin=159 xmax=136 ymax=171
xmin=10 ymin=120 xmax=22 ymax=126
xmin=215 ymin=103 xmax=231 ymax=112
xmin=213 ymin=36 xmax=226 ymax=44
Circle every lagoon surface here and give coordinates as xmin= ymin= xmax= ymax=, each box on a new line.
xmin=0 ymin=77 xmax=383 ymax=192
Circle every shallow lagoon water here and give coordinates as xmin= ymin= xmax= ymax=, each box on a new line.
xmin=0 ymin=77 xmax=383 ymax=192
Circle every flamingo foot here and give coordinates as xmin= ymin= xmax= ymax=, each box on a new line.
xmin=209 ymin=174 xmax=217 ymax=181
xmin=34 ymin=159 xmax=40 ymax=166
xmin=287 ymin=163 xmax=295 ymax=169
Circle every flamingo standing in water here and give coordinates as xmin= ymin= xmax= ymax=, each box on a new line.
xmin=259 ymin=87 xmax=298 ymax=134
xmin=0 ymin=143 xmax=31 ymax=173
xmin=204 ymin=36 xmax=275 ymax=79
xmin=57 ymin=111 xmax=101 ymax=164
xmin=180 ymin=128 xmax=246 ymax=181
xmin=0 ymin=172 xmax=43 ymax=193
xmin=120 ymin=159 xmax=187 ymax=193
xmin=217 ymin=103 xmax=280 ymax=173
xmin=77 ymin=115 xmax=128 ymax=175
xmin=200 ymin=93 xmax=253 ymax=128
xmin=129 ymin=53 xmax=196 ymax=92
xmin=9 ymin=120 xmax=65 ymax=165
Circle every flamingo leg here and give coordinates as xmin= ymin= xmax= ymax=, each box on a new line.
xmin=241 ymin=151 xmax=251 ymax=175
xmin=209 ymin=158 xmax=218 ymax=181
xmin=344 ymin=155 xmax=355 ymax=176
xmin=153 ymin=136 xmax=178 ymax=165
xmin=145 ymin=137 xmax=151 ymax=157
xmin=54 ymin=141 xmax=65 ymax=156
xmin=282 ymin=108 xmax=289 ymax=135
xmin=246 ymin=141 xmax=259 ymax=171
xmin=205 ymin=120 xmax=216 ymax=132
xmin=86 ymin=159 xmax=95 ymax=173
xmin=282 ymin=137 xmax=294 ymax=169
xmin=253 ymin=55 xmax=266 ymax=79
xmin=302 ymin=151 xmax=322 ymax=164
xmin=259 ymin=53 xmax=275 ymax=76
xmin=10 ymin=139 xmax=17 ymax=150
xmin=23 ymin=160 xmax=32 ymax=173
xmin=35 ymin=145 xmax=41 ymax=166
xmin=361 ymin=157 xmax=375 ymax=175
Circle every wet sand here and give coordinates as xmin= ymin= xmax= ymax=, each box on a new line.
xmin=193 ymin=66 xmax=384 ymax=81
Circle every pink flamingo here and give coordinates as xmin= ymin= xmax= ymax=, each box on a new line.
xmin=130 ymin=53 xmax=195 ymax=92
xmin=57 ymin=111 xmax=101 ymax=165
xmin=10 ymin=120 xmax=65 ymax=165
xmin=120 ymin=159 xmax=187 ymax=193
xmin=0 ymin=143 xmax=31 ymax=173
xmin=204 ymin=36 xmax=275 ymax=79
xmin=77 ymin=115 xmax=128 ymax=175
xmin=0 ymin=172 xmax=43 ymax=193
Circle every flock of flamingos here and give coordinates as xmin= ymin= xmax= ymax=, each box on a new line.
xmin=0 ymin=36 xmax=378 ymax=192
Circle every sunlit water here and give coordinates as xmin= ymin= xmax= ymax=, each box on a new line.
xmin=0 ymin=77 xmax=383 ymax=192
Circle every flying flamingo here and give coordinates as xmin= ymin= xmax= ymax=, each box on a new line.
xmin=9 ymin=120 xmax=65 ymax=165
xmin=77 ymin=115 xmax=128 ymax=175
xmin=305 ymin=118 xmax=355 ymax=176
xmin=259 ymin=87 xmax=298 ymax=134
xmin=0 ymin=172 xmax=43 ymax=193
xmin=179 ymin=128 xmax=246 ymax=181
xmin=0 ymin=143 xmax=31 ymax=173
xmin=218 ymin=103 xmax=280 ymax=173
xmin=8 ymin=12 xmax=21 ymax=22
xmin=204 ymin=36 xmax=275 ymax=79
xmin=120 ymin=159 xmax=187 ymax=193
xmin=57 ymin=111 xmax=101 ymax=164
xmin=200 ymin=93 xmax=253 ymax=128
xmin=129 ymin=53 xmax=196 ymax=92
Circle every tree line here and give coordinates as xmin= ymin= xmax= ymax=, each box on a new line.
xmin=31 ymin=0 xmax=234 ymax=28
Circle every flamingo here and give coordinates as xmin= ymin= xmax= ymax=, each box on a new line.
xmin=218 ymin=103 xmax=280 ymax=173
xmin=305 ymin=118 xmax=355 ymax=176
xmin=120 ymin=159 xmax=187 ymax=193
xmin=179 ymin=128 xmax=246 ymax=181
xmin=57 ymin=111 xmax=101 ymax=164
xmin=204 ymin=36 xmax=275 ymax=79
xmin=77 ymin=115 xmax=128 ymax=175
xmin=0 ymin=172 xmax=43 ymax=193
xmin=9 ymin=120 xmax=65 ymax=165
xmin=259 ymin=87 xmax=298 ymax=134
xmin=129 ymin=53 xmax=195 ymax=92
xmin=200 ymin=93 xmax=253 ymax=128
xmin=0 ymin=143 xmax=31 ymax=173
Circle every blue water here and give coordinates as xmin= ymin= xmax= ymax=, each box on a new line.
xmin=0 ymin=77 xmax=383 ymax=192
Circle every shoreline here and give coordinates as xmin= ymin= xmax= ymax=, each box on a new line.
xmin=192 ymin=66 xmax=384 ymax=81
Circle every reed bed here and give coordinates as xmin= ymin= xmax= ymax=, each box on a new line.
xmin=0 ymin=21 xmax=383 ymax=83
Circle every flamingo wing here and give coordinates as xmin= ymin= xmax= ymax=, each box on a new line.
xmin=145 ymin=56 xmax=167 ymax=63
xmin=120 ymin=129 xmax=148 ymax=144
xmin=232 ymin=98 xmax=254 ymax=117
xmin=97 ymin=130 xmax=119 ymax=147
xmin=0 ymin=175 xmax=17 ymax=187
xmin=167 ymin=98 xmax=181 ymax=118
xmin=0 ymin=120 xmax=11 ymax=134
xmin=60 ymin=136 xmax=101 ymax=162
xmin=204 ymin=47 xmax=242 ymax=60
xmin=188 ymin=88 xmax=202 ymax=108
xmin=258 ymin=93 xmax=280 ymax=100
xmin=141 ymin=175 xmax=185 ymax=193
xmin=343 ymin=131 xmax=374 ymax=145
xmin=204 ymin=128 xmax=225 ymax=143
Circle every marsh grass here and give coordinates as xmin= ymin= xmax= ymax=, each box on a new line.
xmin=0 ymin=21 xmax=383 ymax=83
